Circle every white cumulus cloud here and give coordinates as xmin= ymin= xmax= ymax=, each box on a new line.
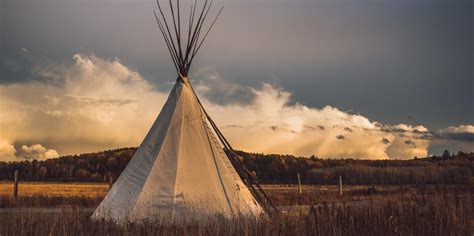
xmin=16 ymin=144 xmax=59 ymax=160
xmin=0 ymin=52 xmax=471 ymax=162
xmin=199 ymin=83 xmax=429 ymax=159
xmin=438 ymin=125 xmax=474 ymax=134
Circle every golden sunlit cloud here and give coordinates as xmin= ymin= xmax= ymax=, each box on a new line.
xmin=0 ymin=53 xmax=471 ymax=162
xmin=197 ymin=80 xmax=430 ymax=160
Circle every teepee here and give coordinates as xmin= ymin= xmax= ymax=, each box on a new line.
xmin=92 ymin=0 xmax=275 ymax=223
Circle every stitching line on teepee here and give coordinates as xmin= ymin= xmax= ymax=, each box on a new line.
xmin=197 ymin=90 xmax=234 ymax=215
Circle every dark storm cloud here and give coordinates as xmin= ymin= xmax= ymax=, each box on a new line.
xmin=378 ymin=125 xmax=431 ymax=136
xmin=384 ymin=127 xmax=474 ymax=142
xmin=433 ymin=132 xmax=474 ymax=142
xmin=0 ymin=48 xmax=68 ymax=86
xmin=1 ymin=0 xmax=472 ymax=133
xmin=336 ymin=135 xmax=345 ymax=140
xmin=0 ymin=49 xmax=37 ymax=83
xmin=377 ymin=124 xmax=474 ymax=143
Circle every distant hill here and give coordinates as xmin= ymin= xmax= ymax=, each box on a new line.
xmin=0 ymin=148 xmax=472 ymax=185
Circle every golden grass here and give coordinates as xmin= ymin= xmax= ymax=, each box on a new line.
xmin=0 ymin=182 xmax=108 ymax=198
xmin=0 ymin=190 xmax=471 ymax=235
xmin=0 ymin=182 xmax=391 ymax=199
xmin=0 ymin=182 xmax=471 ymax=234
xmin=0 ymin=182 xmax=469 ymax=209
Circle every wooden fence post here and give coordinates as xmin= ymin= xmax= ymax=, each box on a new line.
xmin=297 ymin=173 xmax=302 ymax=195
xmin=339 ymin=175 xmax=343 ymax=196
xmin=109 ymin=175 xmax=113 ymax=190
xmin=13 ymin=170 xmax=19 ymax=200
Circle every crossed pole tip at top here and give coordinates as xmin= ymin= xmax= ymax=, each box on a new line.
xmin=178 ymin=72 xmax=190 ymax=84
xmin=154 ymin=0 xmax=223 ymax=78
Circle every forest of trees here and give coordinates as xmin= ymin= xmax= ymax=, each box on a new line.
xmin=0 ymin=148 xmax=472 ymax=185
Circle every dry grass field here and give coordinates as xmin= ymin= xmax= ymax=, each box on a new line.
xmin=0 ymin=182 xmax=108 ymax=198
xmin=0 ymin=182 xmax=437 ymax=207
xmin=0 ymin=182 xmax=471 ymax=235
xmin=0 ymin=182 xmax=471 ymax=207
xmin=0 ymin=182 xmax=107 ymax=208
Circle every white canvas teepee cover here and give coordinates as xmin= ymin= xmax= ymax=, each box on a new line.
xmin=92 ymin=78 xmax=263 ymax=223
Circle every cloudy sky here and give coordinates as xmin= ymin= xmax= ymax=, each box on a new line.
xmin=0 ymin=0 xmax=472 ymax=161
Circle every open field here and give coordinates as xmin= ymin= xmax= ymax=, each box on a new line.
xmin=0 ymin=182 xmax=428 ymax=205
xmin=0 ymin=182 xmax=108 ymax=198
xmin=0 ymin=182 xmax=472 ymax=235
xmin=0 ymin=182 xmax=107 ymax=208
xmin=0 ymin=182 xmax=471 ymax=207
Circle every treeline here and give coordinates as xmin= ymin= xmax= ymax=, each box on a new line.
xmin=0 ymin=148 xmax=135 ymax=183
xmin=0 ymin=148 xmax=473 ymax=185
xmin=237 ymin=151 xmax=474 ymax=185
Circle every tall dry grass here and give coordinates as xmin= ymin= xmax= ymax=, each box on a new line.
xmin=0 ymin=189 xmax=471 ymax=235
